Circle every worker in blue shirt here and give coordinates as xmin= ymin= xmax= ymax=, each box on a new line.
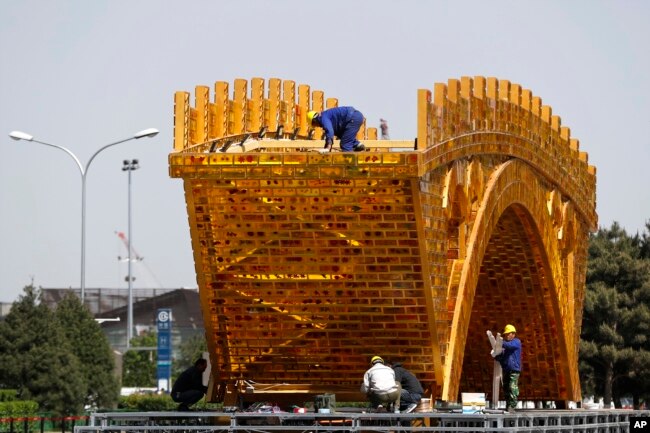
xmin=494 ymin=324 xmax=522 ymax=412
xmin=307 ymin=107 xmax=366 ymax=152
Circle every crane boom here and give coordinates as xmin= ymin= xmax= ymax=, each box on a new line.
xmin=115 ymin=231 xmax=143 ymax=261
xmin=114 ymin=230 xmax=163 ymax=288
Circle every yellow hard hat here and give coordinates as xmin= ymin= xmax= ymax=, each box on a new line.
xmin=307 ymin=111 xmax=318 ymax=125
xmin=503 ymin=324 xmax=517 ymax=334
xmin=370 ymin=356 xmax=384 ymax=365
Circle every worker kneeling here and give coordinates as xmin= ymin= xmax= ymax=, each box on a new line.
xmin=361 ymin=356 xmax=401 ymax=413
xmin=171 ymin=358 xmax=208 ymax=411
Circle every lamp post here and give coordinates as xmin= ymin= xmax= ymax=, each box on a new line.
xmin=122 ymin=159 xmax=139 ymax=349
xmin=8 ymin=128 xmax=159 ymax=303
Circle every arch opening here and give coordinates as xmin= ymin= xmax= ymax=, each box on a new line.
xmin=459 ymin=205 xmax=568 ymax=402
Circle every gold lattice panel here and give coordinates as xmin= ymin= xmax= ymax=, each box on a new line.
xmin=169 ymin=77 xmax=597 ymax=403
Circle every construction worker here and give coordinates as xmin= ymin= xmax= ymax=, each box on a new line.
xmin=307 ymin=107 xmax=366 ymax=152
xmin=379 ymin=118 xmax=390 ymax=140
xmin=493 ymin=324 xmax=522 ymax=412
xmin=360 ymin=356 xmax=401 ymax=413
xmin=171 ymin=358 xmax=208 ymax=411
xmin=387 ymin=360 xmax=423 ymax=413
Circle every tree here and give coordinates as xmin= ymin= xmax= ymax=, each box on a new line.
xmin=54 ymin=293 xmax=120 ymax=409
xmin=122 ymin=332 xmax=157 ymax=387
xmin=580 ymin=222 xmax=650 ymax=409
xmin=638 ymin=220 xmax=650 ymax=259
xmin=172 ymin=334 xmax=207 ymax=380
xmin=0 ymin=286 xmax=86 ymax=415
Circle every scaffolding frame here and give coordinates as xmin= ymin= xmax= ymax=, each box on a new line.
xmin=79 ymin=409 xmax=649 ymax=433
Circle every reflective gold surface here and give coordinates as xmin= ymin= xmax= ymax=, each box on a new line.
xmin=170 ymin=77 xmax=596 ymax=404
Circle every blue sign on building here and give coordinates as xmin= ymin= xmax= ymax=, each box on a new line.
xmin=156 ymin=308 xmax=172 ymax=391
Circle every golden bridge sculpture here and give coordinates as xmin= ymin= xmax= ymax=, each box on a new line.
xmin=169 ymin=77 xmax=597 ymax=406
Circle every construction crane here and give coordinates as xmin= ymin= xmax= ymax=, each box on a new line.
xmin=115 ymin=231 xmax=163 ymax=288
xmin=115 ymin=231 xmax=143 ymax=263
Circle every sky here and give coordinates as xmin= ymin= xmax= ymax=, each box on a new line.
xmin=1 ymin=1 xmax=649 ymax=303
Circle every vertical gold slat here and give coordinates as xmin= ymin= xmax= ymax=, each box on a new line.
xmin=521 ymin=89 xmax=532 ymax=140
xmin=297 ymin=84 xmax=310 ymax=136
xmin=541 ymin=105 xmax=552 ymax=123
xmin=486 ymin=77 xmax=497 ymax=130
xmin=214 ymin=81 xmax=229 ymax=138
xmin=460 ymin=76 xmax=473 ymax=100
xmin=189 ymin=107 xmax=197 ymax=145
xmin=447 ymin=79 xmax=460 ymax=103
xmin=249 ymin=77 xmax=265 ymax=132
xmin=312 ymin=90 xmax=324 ymax=112
xmin=232 ymin=78 xmax=247 ymax=135
xmin=267 ymin=78 xmax=281 ymax=132
xmin=531 ymin=96 xmax=542 ymax=142
xmin=540 ymin=105 xmax=552 ymax=151
xmin=417 ymin=88 xmax=431 ymax=149
xmin=208 ymin=102 xmax=218 ymax=139
xmin=551 ymin=115 xmax=561 ymax=132
xmin=460 ymin=77 xmax=474 ymax=132
xmin=509 ymin=84 xmax=521 ymax=134
xmin=173 ymin=91 xmax=190 ymax=151
xmin=312 ymin=90 xmax=324 ymax=139
xmin=497 ymin=80 xmax=511 ymax=131
xmin=283 ymin=80 xmax=296 ymax=132
xmin=195 ymin=85 xmax=209 ymax=144
xmin=473 ymin=76 xmax=486 ymax=130
xmin=447 ymin=79 xmax=460 ymax=136
xmin=433 ymin=83 xmax=448 ymax=140
xmin=521 ymin=89 xmax=532 ymax=111
xmin=498 ymin=79 xmax=511 ymax=101
xmin=560 ymin=126 xmax=570 ymax=141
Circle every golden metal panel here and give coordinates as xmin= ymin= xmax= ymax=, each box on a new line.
xmin=173 ymin=91 xmax=189 ymax=151
xmin=170 ymin=77 xmax=597 ymax=405
xmin=266 ymin=78 xmax=281 ymax=132
xmin=282 ymin=80 xmax=296 ymax=132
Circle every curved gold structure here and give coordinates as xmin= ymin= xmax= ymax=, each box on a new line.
xmin=169 ymin=77 xmax=596 ymax=404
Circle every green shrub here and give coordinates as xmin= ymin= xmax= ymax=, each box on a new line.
xmin=117 ymin=394 xmax=222 ymax=412
xmin=0 ymin=390 xmax=17 ymax=402
xmin=0 ymin=400 xmax=39 ymax=417
xmin=118 ymin=394 xmax=176 ymax=411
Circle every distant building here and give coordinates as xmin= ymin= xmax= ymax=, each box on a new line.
xmin=0 ymin=302 xmax=12 ymax=319
xmin=41 ymin=287 xmax=204 ymax=358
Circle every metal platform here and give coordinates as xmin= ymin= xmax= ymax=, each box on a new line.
xmin=78 ymin=409 xmax=649 ymax=433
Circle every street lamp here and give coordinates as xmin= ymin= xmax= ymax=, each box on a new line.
xmin=8 ymin=128 xmax=159 ymax=303
xmin=122 ymin=159 xmax=139 ymax=349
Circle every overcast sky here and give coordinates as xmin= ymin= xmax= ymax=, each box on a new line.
xmin=1 ymin=1 xmax=649 ymax=303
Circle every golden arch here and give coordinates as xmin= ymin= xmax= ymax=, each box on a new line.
xmin=169 ymin=76 xmax=596 ymax=405
xmin=443 ymin=159 xmax=578 ymax=401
